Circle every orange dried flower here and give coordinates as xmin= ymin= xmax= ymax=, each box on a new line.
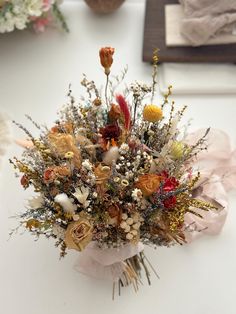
xmin=135 ymin=174 xmax=161 ymax=196
xmin=48 ymin=133 xmax=81 ymax=169
xmin=43 ymin=165 xmax=71 ymax=184
xmin=99 ymin=47 xmax=115 ymax=75
xmin=108 ymin=104 xmax=121 ymax=121
xmin=94 ymin=164 xmax=111 ymax=184
xmin=54 ymin=166 xmax=71 ymax=177
xmin=50 ymin=122 xmax=74 ymax=134
xmin=43 ymin=168 xmax=56 ymax=184
xmin=107 ymin=203 xmax=122 ymax=226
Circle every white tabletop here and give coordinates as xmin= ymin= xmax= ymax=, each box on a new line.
xmin=0 ymin=1 xmax=236 ymax=313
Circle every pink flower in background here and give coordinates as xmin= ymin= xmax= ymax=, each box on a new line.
xmin=43 ymin=0 xmax=54 ymax=12
xmin=33 ymin=16 xmax=51 ymax=32
xmin=0 ymin=0 xmax=67 ymax=33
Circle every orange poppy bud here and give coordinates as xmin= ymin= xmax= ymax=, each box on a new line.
xmin=99 ymin=47 xmax=115 ymax=75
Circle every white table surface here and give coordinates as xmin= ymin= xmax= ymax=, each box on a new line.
xmin=0 ymin=1 xmax=236 ymax=313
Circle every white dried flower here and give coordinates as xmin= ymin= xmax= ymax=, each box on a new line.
xmin=148 ymin=129 xmax=155 ymax=136
xmin=82 ymin=159 xmax=93 ymax=171
xmin=131 ymin=188 xmax=142 ymax=201
xmin=27 ymin=194 xmax=44 ymax=209
xmin=73 ymin=186 xmax=90 ymax=208
xmin=92 ymin=192 xmax=98 ymax=198
xmin=126 ymin=233 xmax=133 ymax=240
xmin=131 ymin=229 xmax=138 ymax=236
xmin=133 ymin=222 xmax=141 ymax=230
xmin=120 ymin=221 xmax=128 ymax=229
xmin=119 ymin=143 xmax=129 ymax=154
xmin=121 ymin=213 xmax=128 ymax=220
xmin=126 ymin=218 xmax=134 ymax=225
xmin=124 ymin=225 xmax=131 ymax=233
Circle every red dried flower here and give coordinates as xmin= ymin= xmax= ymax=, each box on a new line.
xmin=159 ymin=171 xmax=179 ymax=209
xmin=163 ymin=177 xmax=179 ymax=192
xmin=163 ymin=196 xmax=177 ymax=209
xmin=20 ymin=175 xmax=29 ymax=188
xmin=100 ymin=124 xmax=121 ymax=141
xmin=116 ymin=94 xmax=131 ymax=130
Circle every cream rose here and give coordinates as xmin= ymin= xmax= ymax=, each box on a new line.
xmin=64 ymin=219 xmax=93 ymax=251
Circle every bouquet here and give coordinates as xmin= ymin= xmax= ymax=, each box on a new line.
xmin=0 ymin=0 xmax=68 ymax=33
xmin=11 ymin=48 xmax=233 ymax=297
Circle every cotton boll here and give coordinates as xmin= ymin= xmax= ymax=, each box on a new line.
xmin=54 ymin=193 xmax=76 ymax=214
xmin=103 ymin=146 xmax=119 ymax=165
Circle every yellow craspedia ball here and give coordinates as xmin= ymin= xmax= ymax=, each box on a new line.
xmin=171 ymin=141 xmax=185 ymax=159
xmin=143 ymin=104 xmax=163 ymax=122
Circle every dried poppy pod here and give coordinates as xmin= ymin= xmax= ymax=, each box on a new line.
xmin=84 ymin=0 xmax=125 ymax=14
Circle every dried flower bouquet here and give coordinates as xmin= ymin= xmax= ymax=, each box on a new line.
xmin=11 ymin=48 xmax=219 ymax=296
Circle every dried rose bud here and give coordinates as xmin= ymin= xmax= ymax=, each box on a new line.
xmin=99 ymin=47 xmax=115 ymax=75
xmin=43 ymin=168 xmax=56 ymax=184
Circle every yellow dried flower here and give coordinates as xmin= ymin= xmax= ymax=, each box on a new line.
xmin=26 ymin=219 xmax=41 ymax=230
xmin=171 ymin=141 xmax=185 ymax=159
xmin=64 ymin=151 xmax=74 ymax=159
xmin=143 ymin=104 xmax=163 ymax=122
xmin=121 ymin=179 xmax=129 ymax=187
